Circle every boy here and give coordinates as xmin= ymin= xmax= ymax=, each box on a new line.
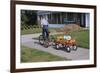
xmin=41 ymin=16 xmax=49 ymax=39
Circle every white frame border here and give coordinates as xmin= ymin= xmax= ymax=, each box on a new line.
xmin=15 ymin=4 xmax=94 ymax=69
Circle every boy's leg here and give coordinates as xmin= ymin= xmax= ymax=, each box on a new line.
xmin=45 ymin=28 xmax=49 ymax=39
xmin=42 ymin=28 xmax=45 ymax=39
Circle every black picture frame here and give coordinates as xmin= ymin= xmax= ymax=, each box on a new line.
xmin=10 ymin=0 xmax=97 ymax=73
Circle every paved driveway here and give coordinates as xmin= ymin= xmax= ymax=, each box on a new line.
xmin=21 ymin=33 xmax=89 ymax=60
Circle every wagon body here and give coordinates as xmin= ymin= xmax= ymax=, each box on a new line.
xmin=54 ymin=36 xmax=77 ymax=52
xmin=55 ymin=38 xmax=76 ymax=46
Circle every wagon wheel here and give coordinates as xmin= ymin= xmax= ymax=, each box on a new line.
xmin=65 ymin=46 xmax=71 ymax=53
xmin=72 ymin=45 xmax=77 ymax=51
xmin=56 ymin=44 xmax=60 ymax=50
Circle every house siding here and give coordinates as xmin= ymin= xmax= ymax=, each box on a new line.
xmin=37 ymin=11 xmax=90 ymax=28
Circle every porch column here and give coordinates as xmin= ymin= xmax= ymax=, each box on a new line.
xmin=60 ymin=13 xmax=62 ymax=24
xmin=85 ymin=13 xmax=90 ymax=28
xmin=66 ymin=13 xmax=67 ymax=24
xmin=56 ymin=13 xmax=58 ymax=24
xmin=51 ymin=12 xmax=52 ymax=24
xmin=37 ymin=15 xmax=41 ymax=27
xmin=81 ymin=13 xmax=85 ymax=27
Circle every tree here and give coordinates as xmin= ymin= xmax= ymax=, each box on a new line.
xmin=21 ymin=10 xmax=37 ymax=29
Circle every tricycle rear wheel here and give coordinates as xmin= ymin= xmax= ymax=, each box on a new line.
xmin=43 ymin=39 xmax=49 ymax=48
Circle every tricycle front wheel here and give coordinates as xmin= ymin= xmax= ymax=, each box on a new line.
xmin=39 ymin=35 xmax=44 ymax=45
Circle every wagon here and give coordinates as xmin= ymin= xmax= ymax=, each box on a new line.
xmin=54 ymin=35 xmax=77 ymax=52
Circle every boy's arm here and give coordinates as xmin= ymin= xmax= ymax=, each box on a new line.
xmin=40 ymin=20 xmax=43 ymax=27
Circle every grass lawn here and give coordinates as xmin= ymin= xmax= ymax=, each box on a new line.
xmin=69 ymin=30 xmax=89 ymax=49
xmin=21 ymin=28 xmax=59 ymax=35
xmin=21 ymin=28 xmax=42 ymax=35
xmin=21 ymin=46 xmax=66 ymax=62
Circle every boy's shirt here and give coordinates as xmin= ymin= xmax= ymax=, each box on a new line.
xmin=41 ymin=18 xmax=48 ymax=27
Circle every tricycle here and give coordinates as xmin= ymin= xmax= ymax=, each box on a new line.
xmin=39 ymin=32 xmax=51 ymax=48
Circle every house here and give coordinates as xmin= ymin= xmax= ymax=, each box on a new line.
xmin=37 ymin=11 xmax=90 ymax=28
